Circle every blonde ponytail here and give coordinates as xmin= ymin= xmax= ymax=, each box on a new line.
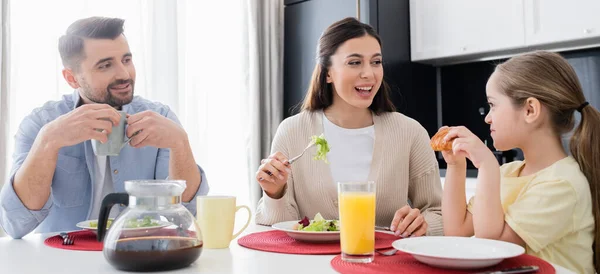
xmin=570 ymin=104 xmax=600 ymax=272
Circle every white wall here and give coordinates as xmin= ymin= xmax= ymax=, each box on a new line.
xmin=440 ymin=177 xmax=478 ymax=203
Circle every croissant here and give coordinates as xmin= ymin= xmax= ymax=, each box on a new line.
xmin=430 ymin=128 xmax=454 ymax=151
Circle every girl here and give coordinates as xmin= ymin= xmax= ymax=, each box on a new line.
xmin=441 ymin=51 xmax=600 ymax=274
xmin=254 ymin=17 xmax=444 ymax=237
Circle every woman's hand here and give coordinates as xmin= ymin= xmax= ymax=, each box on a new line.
xmin=255 ymin=152 xmax=291 ymax=199
xmin=390 ymin=205 xmax=428 ymax=237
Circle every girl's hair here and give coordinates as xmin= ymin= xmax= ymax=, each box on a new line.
xmin=300 ymin=17 xmax=395 ymax=114
xmin=495 ymin=50 xmax=600 ymax=272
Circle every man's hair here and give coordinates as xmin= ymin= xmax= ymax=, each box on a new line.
xmin=58 ymin=17 xmax=125 ymax=71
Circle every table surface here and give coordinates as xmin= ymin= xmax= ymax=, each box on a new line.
xmin=0 ymin=224 xmax=575 ymax=274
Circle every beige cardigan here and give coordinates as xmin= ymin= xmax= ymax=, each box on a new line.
xmin=255 ymin=110 xmax=444 ymax=236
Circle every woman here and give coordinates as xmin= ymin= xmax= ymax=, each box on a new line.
xmin=255 ymin=17 xmax=443 ymax=237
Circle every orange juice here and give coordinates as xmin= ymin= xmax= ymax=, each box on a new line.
xmin=339 ymin=192 xmax=376 ymax=255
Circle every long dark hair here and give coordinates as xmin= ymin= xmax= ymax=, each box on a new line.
xmin=496 ymin=51 xmax=600 ymax=272
xmin=301 ymin=17 xmax=395 ymax=114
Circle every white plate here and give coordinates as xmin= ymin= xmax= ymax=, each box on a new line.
xmin=76 ymin=219 xmax=171 ymax=237
xmin=271 ymin=220 xmax=340 ymax=243
xmin=392 ymin=236 xmax=525 ymax=269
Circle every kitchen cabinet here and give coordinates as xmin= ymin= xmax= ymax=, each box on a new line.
xmin=409 ymin=0 xmax=525 ymax=62
xmin=283 ymin=0 xmax=357 ymax=117
xmin=410 ymin=0 xmax=600 ymax=64
xmin=524 ymin=0 xmax=600 ymax=46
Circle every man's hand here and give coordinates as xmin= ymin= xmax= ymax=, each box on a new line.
xmin=126 ymin=110 xmax=187 ymax=149
xmin=42 ymin=104 xmax=121 ymax=149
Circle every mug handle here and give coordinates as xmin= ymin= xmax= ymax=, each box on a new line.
xmin=122 ymin=130 xmax=143 ymax=149
xmin=231 ymin=205 xmax=251 ymax=239
xmin=121 ymin=136 xmax=132 ymax=149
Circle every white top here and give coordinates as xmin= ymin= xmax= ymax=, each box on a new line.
xmin=322 ymin=113 xmax=375 ymax=184
xmin=0 ymin=225 xmax=575 ymax=274
xmin=89 ymin=156 xmax=115 ymax=220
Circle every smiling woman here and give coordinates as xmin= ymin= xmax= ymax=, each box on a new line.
xmin=254 ymin=17 xmax=444 ymax=238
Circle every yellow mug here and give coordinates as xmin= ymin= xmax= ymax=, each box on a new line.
xmin=196 ymin=196 xmax=251 ymax=249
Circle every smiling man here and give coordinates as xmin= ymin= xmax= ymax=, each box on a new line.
xmin=0 ymin=17 xmax=209 ymax=238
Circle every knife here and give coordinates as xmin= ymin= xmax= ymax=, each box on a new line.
xmin=375 ymin=226 xmax=410 ymax=238
xmin=474 ymin=265 xmax=539 ymax=274
xmin=375 ymin=226 xmax=392 ymax=231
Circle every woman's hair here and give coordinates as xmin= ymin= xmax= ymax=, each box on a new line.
xmin=495 ymin=50 xmax=600 ymax=272
xmin=300 ymin=17 xmax=395 ymax=114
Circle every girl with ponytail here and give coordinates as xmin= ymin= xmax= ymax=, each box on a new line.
xmin=441 ymin=51 xmax=599 ymax=274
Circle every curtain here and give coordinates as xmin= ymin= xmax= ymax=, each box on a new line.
xmin=0 ymin=0 xmax=8 ymax=190
xmin=243 ymin=0 xmax=284 ymax=207
xmin=0 ymin=0 xmax=7 ymax=237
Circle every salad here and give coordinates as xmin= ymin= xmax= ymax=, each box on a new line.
xmin=311 ymin=134 xmax=330 ymax=163
xmin=89 ymin=219 xmax=113 ymax=229
xmin=293 ymin=212 xmax=340 ymax=232
xmin=88 ymin=216 xmax=160 ymax=229
xmin=124 ymin=216 xmax=160 ymax=228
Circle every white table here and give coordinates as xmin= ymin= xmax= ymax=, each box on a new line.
xmin=0 ymin=224 xmax=575 ymax=274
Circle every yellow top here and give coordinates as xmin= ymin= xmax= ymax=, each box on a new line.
xmin=468 ymin=156 xmax=594 ymax=274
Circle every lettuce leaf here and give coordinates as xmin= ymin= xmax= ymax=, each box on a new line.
xmin=311 ymin=134 xmax=330 ymax=164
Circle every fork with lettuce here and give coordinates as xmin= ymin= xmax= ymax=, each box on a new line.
xmin=288 ymin=134 xmax=330 ymax=164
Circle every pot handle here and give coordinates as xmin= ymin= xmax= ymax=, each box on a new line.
xmin=97 ymin=193 xmax=129 ymax=242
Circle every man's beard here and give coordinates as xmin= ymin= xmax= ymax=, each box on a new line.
xmin=80 ymin=79 xmax=135 ymax=107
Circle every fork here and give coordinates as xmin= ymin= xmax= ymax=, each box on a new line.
xmin=59 ymin=232 xmax=73 ymax=245
xmin=259 ymin=142 xmax=315 ymax=181
xmin=288 ymin=142 xmax=316 ymax=165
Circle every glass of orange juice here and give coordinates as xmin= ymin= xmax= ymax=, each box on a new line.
xmin=338 ymin=181 xmax=376 ymax=263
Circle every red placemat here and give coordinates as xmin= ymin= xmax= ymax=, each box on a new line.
xmin=330 ymin=252 xmax=555 ymax=274
xmin=237 ymin=230 xmax=398 ymax=255
xmin=44 ymin=230 xmax=103 ymax=251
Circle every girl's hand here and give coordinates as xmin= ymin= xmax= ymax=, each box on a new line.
xmin=444 ymin=126 xmax=495 ymax=168
xmin=436 ymin=126 xmax=466 ymax=166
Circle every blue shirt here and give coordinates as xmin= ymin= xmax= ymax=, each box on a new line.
xmin=0 ymin=91 xmax=209 ymax=238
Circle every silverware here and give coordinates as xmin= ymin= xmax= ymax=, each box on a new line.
xmin=375 ymin=226 xmax=392 ymax=231
xmin=59 ymin=232 xmax=73 ymax=245
xmin=259 ymin=142 xmax=315 ymax=181
xmin=474 ymin=265 xmax=539 ymax=274
xmin=375 ymin=248 xmax=398 ymax=256
xmin=375 ymin=226 xmax=414 ymax=238
xmin=288 ymin=142 xmax=316 ymax=164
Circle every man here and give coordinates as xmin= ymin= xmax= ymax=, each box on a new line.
xmin=0 ymin=17 xmax=208 ymax=238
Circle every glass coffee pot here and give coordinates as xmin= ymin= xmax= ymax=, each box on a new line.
xmin=97 ymin=180 xmax=202 ymax=272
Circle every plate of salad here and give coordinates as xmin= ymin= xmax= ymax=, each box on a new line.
xmin=76 ymin=216 xmax=171 ymax=237
xmin=271 ymin=213 xmax=340 ymax=242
